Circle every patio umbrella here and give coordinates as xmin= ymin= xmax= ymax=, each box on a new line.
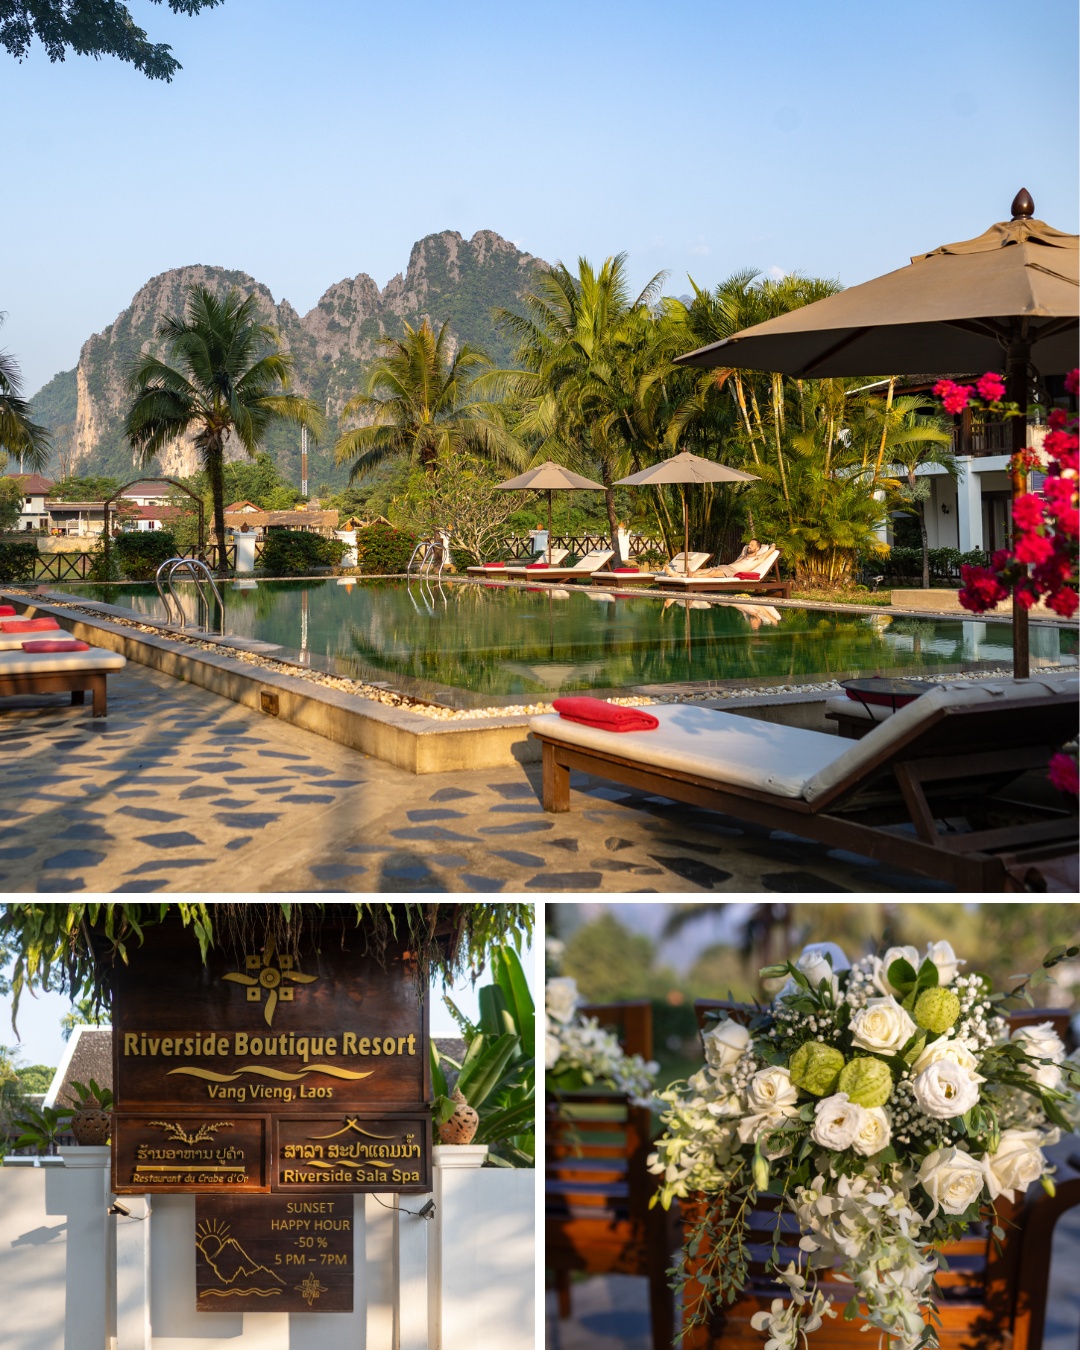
xmin=672 ymin=190 xmax=1079 ymax=674
xmin=615 ymin=450 xmax=758 ymax=574
xmin=496 ymin=460 xmax=605 ymax=564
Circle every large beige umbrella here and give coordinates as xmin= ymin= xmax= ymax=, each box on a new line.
xmin=497 ymin=460 xmax=605 ymax=564
xmin=673 ymin=190 xmax=1079 ymax=674
xmin=615 ymin=451 xmax=758 ymax=574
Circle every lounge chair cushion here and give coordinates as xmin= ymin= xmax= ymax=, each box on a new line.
xmin=0 ymin=648 xmax=127 ymax=675
xmin=530 ymin=704 xmax=851 ymax=799
xmin=825 ymin=695 xmax=896 ymax=723
xmin=803 ymin=677 xmax=1076 ymax=804
xmin=1 ymin=617 xmax=61 ymax=632
xmin=0 ymin=631 xmax=72 ymax=650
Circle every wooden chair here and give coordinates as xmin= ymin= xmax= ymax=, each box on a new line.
xmin=679 ymin=1000 xmax=1079 ymax=1349
xmin=546 ymin=1000 xmax=677 ymax=1350
xmin=530 ymin=679 xmax=1079 ymax=891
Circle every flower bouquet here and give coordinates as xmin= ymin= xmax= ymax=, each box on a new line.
xmin=545 ymin=976 xmax=659 ymax=1102
xmin=649 ymin=939 xmax=1080 ymax=1349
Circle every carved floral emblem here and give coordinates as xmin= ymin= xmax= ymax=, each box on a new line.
xmin=222 ymin=934 xmax=317 ymax=1026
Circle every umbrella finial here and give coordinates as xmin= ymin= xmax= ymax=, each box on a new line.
xmin=1010 ymin=188 xmax=1034 ymax=220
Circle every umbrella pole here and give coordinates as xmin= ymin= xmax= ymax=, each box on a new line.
xmin=1006 ymin=333 xmax=1030 ymax=679
xmin=682 ymin=485 xmax=689 ymax=575
xmin=547 ymin=488 xmax=553 ymax=566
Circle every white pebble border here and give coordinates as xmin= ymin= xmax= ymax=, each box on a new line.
xmin=17 ymin=595 xmax=1076 ymax=724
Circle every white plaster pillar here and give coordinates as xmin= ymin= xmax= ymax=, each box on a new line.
xmin=234 ymin=532 xmax=257 ymax=573
xmin=396 ymin=1187 xmax=435 ymax=1350
xmin=57 ymin=1146 xmax=112 ymax=1350
xmin=114 ymin=1194 xmax=152 ymax=1350
xmin=956 ymin=457 xmax=983 ymax=552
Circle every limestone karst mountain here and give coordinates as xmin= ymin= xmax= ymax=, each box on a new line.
xmin=30 ymin=230 xmax=543 ymax=487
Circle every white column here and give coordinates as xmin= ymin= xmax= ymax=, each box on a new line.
xmin=956 ymin=457 xmax=983 ymax=552
xmin=114 ymin=1194 xmax=152 ymax=1350
xmin=397 ymin=1187 xmax=434 ymax=1350
xmin=362 ymin=1193 xmax=397 ymax=1349
xmin=57 ymin=1146 xmax=112 ymax=1350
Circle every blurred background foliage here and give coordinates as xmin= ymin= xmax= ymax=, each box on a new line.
xmin=548 ymin=903 xmax=1080 ymax=1092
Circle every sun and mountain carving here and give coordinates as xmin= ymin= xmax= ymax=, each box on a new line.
xmin=195 ymin=1219 xmax=285 ymax=1300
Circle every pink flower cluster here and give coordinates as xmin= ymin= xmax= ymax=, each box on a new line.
xmin=932 ymin=372 xmax=1007 ymax=415
xmin=1048 ymin=752 xmax=1080 ymax=796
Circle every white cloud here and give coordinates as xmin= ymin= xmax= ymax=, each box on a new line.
xmin=767 ymin=265 xmax=787 ymax=280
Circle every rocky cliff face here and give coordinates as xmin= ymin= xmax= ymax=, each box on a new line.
xmin=33 ymin=230 xmax=542 ymax=485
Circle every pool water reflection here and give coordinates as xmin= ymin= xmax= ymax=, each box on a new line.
xmin=47 ymin=578 xmax=1076 ymax=708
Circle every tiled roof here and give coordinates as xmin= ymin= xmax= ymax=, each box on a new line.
xmin=43 ymin=1025 xmax=113 ymax=1109
xmin=7 ymin=473 xmax=54 ymax=494
xmin=225 ymin=500 xmax=261 ymax=512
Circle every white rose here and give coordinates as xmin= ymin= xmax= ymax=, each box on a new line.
xmin=545 ymin=977 xmax=579 ymax=1024
xmin=872 ymin=945 xmax=921 ymax=996
xmin=746 ymin=1065 xmax=799 ymax=1116
xmin=925 ymin=940 xmax=964 ymax=985
xmin=545 ymin=1031 xmax=561 ymax=1069
xmin=1030 ymin=1061 xmax=1064 ymax=1092
xmin=850 ymin=996 xmax=918 ymax=1055
xmin=851 ymin=1106 xmax=892 ymax=1157
xmin=981 ymin=1128 xmax=1045 ymax=1203
xmin=1012 ymin=1021 xmax=1066 ymax=1064
xmin=795 ymin=946 xmax=836 ymax=989
xmin=703 ymin=1018 xmax=751 ymax=1074
xmin=810 ymin=1093 xmax=867 ymax=1150
xmin=911 ymin=1035 xmax=983 ymax=1078
xmin=919 ymin=1145 xmax=985 ymax=1215
xmin=912 ymin=1059 xmax=981 ymax=1119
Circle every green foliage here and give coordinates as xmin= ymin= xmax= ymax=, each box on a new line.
xmin=433 ymin=946 xmax=534 ymax=1167
xmin=877 ymin=546 xmax=989 ymax=582
xmin=49 ymin=475 xmax=123 ymax=501
xmin=61 ymin=995 xmax=111 ymax=1040
xmin=352 ymin=521 xmax=418 ymax=573
xmin=0 ymin=539 xmax=37 ymax=581
xmin=0 ymin=325 xmax=51 ymax=472
xmin=0 ymin=476 xmax=24 ymax=530
xmin=261 ymin=529 xmax=348 ymax=576
xmin=111 ymin=530 xmax=178 ymax=580
xmin=67 ymin=1077 xmax=114 ymax=1111
xmin=218 ymin=451 xmax=301 ymax=509
xmin=0 ymin=903 xmax=534 ymax=1028
xmin=0 ymin=0 xmax=223 ymax=81
xmin=389 ymin=448 xmax=522 ymax=563
xmin=14 ymin=1064 xmax=55 ymax=1094
xmin=8 ymin=1103 xmax=72 ymax=1154
xmin=563 ymin=912 xmax=671 ymax=1003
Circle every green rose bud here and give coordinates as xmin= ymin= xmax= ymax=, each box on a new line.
xmin=837 ymin=1056 xmax=893 ymax=1108
xmin=789 ymin=1041 xmax=845 ymax=1096
xmin=913 ymin=987 xmax=961 ymax=1034
xmin=752 ymin=1149 xmax=770 ymax=1192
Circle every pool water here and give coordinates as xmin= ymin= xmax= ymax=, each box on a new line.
xmin=45 ymin=578 xmax=1076 ymax=708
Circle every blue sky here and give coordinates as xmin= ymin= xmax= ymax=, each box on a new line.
xmin=3 ymin=0 xmax=1077 ymax=395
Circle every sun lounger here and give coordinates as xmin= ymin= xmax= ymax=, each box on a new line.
xmin=514 ymin=549 xmax=615 ymax=583
xmin=467 ymin=549 xmax=569 ymax=577
xmin=655 ymin=548 xmax=789 ymax=597
xmin=530 ymin=677 xmax=1079 ymax=890
xmin=0 ymin=646 xmax=128 ymax=717
xmin=590 ymin=551 xmax=712 ymax=586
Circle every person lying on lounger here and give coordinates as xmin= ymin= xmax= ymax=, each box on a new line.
xmin=680 ymin=540 xmax=771 ymax=578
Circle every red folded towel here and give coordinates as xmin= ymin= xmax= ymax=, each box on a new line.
xmin=552 ymin=697 xmax=660 ymax=732
xmin=482 ymin=562 xmax=506 ymax=568
xmin=1 ymin=617 xmax=61 ymax=632
xmin=613 ymin=567 xmax=639 ymax=573
xmin=0 ymin=605 xmax=16 ymax=616
xmin=525 ymin=562 xmax=549 ymax=570
xmin=21 ymin=639 xmax=91 ymax=653
xmin=734 ymin=571 xmax=762 ymax=580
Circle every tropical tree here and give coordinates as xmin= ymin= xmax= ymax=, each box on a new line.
xmin=125 ymin=286 xmax=324 ymax=557
xmin=873 ymin=396 xmax=956 ymax=588
xmin=0 ymin=318 xmax=51 ymax=471
xmin=1 ymin=0 xmax=222 ymax=81
xmin=334 ymin=320 xmax=524 ymax=483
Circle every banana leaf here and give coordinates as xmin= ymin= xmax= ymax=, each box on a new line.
xmin=493 ymin=946 xmax=535 ymax=1058
xmin=457 ymin=1031 xmax=521 ymax=1109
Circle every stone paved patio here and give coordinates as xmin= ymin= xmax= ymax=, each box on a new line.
xmin=0 ymin=663 xmax=950 ymax=893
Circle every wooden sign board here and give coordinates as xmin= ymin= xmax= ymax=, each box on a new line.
xmin=274 ymin=1113 xmax=430 ymax=1193
xmin=113 ymin=1113 xmax=268 ymax=1193
xmin=195 ymin=1194 xmax=353 ymax=1313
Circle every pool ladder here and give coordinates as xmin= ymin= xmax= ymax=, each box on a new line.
xmin=155 ymin=557 xmax=225 ymax=632
xmin=406 ymin=533 xmax=451 ymax=580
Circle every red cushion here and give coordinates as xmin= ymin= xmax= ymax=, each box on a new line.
xmin=482 ymin=562 xmax=506 ymax=568
xmin=845 ymin=687 xmax=920 ymax=708
xmin=1 ymin=617 xmax=61 ymax=632
xmin=613 ymin=567 xmax=639 ymax=573
xmin=734 ymin=571 xmax=762 ymax=580
xmin=21 ymin=639 xmax=91 ymax=653
xmin=0 ymin=605 xmax=16 ymax=616
xmin=552 ymin=697 xmax=660 ymax=732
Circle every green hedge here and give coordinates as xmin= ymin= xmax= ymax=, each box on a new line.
xmin=261 ymin=530 xmax=349 ymax=576
xmin=874 ymin=546 xmax=989 ymax=582
xmin=353 ymin=522 xmax=418 ymax=574
xmin=0 ymin=540 xmax=38 ymax=583
xmin=112 ymin=531 xmax=178 ymax=581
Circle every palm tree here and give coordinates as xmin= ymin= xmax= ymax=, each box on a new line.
xmin=0 ymin=316 xmax=51 ymax=472
xmin=498 ymin=256 xmax=666 ymax=557
xmin=873 ymin=397 xmax=956 ymax=588
xmin=333 ymin=320 xmax=523 ymax=481
xmin=125 ymin=287 xmax=324 ymax=557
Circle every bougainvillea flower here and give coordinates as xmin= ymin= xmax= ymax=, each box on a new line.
xmin=1048 ymin=752 xmax=1079 ymax=796
xmin=1065 ymin=369 xmax=1079 ymax=396
xmin=1012 ymin=494 xmax=1046 ymax=532
xmin=975 ymin=372 xmax=1006 ymax=402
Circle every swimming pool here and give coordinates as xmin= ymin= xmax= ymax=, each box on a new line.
xmin=42 ymin=578 xmax=1076 ymax=708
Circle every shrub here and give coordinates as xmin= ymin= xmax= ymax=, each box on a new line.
xmin=261 ymin=530 xmax=348 ymax=576
xmin=353 ymin=522 xmax=418 ymax=574
xmin=112 ymin=530 xmax=178 ymax=581
xmin=0 ymin=540 xmax=38 ymax=583
xmin=873 ymin=546 xmax=989 ymax=582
